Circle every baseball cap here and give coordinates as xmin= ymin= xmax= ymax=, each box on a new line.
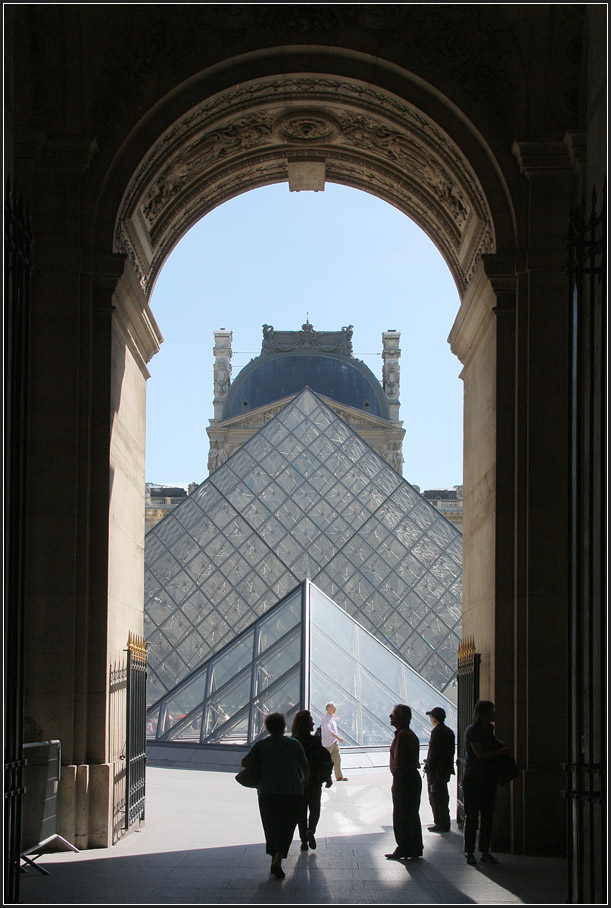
xmin=426 ymin=707 xmax=446 ymax=721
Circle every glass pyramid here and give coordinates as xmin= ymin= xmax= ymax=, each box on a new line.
xmin=144 ymin=387 xmax=462 ymax=707
xmin=146 ymin=579 xmax=457 ymax=746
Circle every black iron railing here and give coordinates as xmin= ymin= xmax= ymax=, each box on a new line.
xmin=109 ymin=660 xmax=128 ymax=842
xmin=125 ymin=634 xmax=147 ymax=829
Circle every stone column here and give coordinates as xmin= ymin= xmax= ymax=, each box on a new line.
xmin=481 ymin=252 xmax=520 ymax=854
xmin=508 ymin=140 xmax=576 ymax=855
xmin=448 ymin=260 xmax=498 ymax=698
xmin=209 ymin=329 xmax=233 ymax=473
xmin=19 ymin=134 xmax=102 ymax=821
xmin=382 ymin=330 xmax=401 ymax=421
xmin=212 ymin=329 xmax=233 ymax=420
xmin=16 ymin=116 xmax=163 ymax=846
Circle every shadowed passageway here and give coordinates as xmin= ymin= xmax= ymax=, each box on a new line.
xmin=20 ymin=765 xmax=566 ymax=905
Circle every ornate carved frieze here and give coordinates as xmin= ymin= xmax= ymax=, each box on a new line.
xmin=141 ymin=113 xmax=274 ymax=228
xmin=261 ymin=322 xmax=354 ymax=356
xmin=115 ymin=76 xmax=495 ymax=296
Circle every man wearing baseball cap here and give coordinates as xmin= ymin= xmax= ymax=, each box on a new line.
xmin=423 ymin=707 xmax=455 ymax=833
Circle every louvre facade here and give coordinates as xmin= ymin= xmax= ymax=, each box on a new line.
xmin=144 ymin=388 xmax=463 ymax=723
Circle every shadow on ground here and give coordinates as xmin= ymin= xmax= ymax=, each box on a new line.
xmin=19 ymin=828 xmax=566 ymax=905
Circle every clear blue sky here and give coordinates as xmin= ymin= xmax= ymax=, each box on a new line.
xmin=146 ymin=182 xmax=463 ymax=491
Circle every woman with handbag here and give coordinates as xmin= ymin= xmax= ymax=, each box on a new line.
xmin=462 ymin=699 xmax=512 ymax=866
xmin=291 ymin=710 xmax=333 ymax=851
xmin=240 ymin=712 xmax=309 ymax=879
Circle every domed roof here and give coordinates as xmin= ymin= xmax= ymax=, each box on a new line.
xmin=223 ymin=351 xmax=390 ymax=420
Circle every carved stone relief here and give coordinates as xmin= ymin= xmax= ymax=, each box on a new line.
xmin=207 ymin=440 xmax=227 ymax=474
xmin=120 ymin=76 xmax=489 ymax=218
xmin=382 ymin=446 xmax=405 ymax=474
xmin=164 ymin=159 xmax=287 ymax=259
xmin=383 ymin=361 xmax=400 ymax=400
xmin=272 ymin=109 xmax=341 ymax=144
xmin=141 ymin=113 xmax=274 ymax=227
xmin=260 ymin=322 xmax=353 ymax=356
xmin=115 ymin=75 xmax=495 ymax=297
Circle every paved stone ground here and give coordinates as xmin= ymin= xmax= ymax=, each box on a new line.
xmin=19 ymin=763 xmax=567 ymax=905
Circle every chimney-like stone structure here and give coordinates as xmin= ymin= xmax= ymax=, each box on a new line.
xmin=382 ymin=330 xmax=401 ymax=422
xmin=212 ymin=329 xmax=233 ymax=420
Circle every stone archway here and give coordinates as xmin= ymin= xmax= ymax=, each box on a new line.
xmin=106 ymin=62 xmax=512 ymax=652
xmin=7 ymin=7 xmax=602 ymax=885
xmin=105 ymin=59 xmax=513 ymax=793
xmin=113 ymin=72 xmax=498 ymax=298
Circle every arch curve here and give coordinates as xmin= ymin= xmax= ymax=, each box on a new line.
xmin=101 ymin=49 xmax=517 ymax=302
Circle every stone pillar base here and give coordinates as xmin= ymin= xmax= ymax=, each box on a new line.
xmin=58 ymin=762 xmax=115 ymax=849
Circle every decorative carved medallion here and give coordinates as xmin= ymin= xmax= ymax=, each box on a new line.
xmin=272 ymin=109 xmax=341 ymax=144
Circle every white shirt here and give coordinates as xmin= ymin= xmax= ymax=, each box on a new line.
xmin=321 ymin=712 xmax=339 ymax=748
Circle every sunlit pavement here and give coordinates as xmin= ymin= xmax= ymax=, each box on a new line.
xmin=19 ymin=762 xmax=567 ymax=905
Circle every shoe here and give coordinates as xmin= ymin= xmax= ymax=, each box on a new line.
xmin=300 ymin=841 xmax=308 ymax=851
xmin=307 ymin=830 xmax=317 ymax=850
xmin=385 ymin=851 xmax=406 ymax=861
xmin=270 ymin=864 xmax=285 ymax=878
xmin=325 ymin=780 xmax=333 ymax=788
xmin=337 ymin=776 xmax=349 ymax=781
xmin=428 ymin=825 xmax=450 ymax=833
xmin=480 ymin=852 xmax=499 ymax=864
xmin=406 ymin=854 xmax=422 ymax=860
xmin=465 ymin=853 xmax=477 ymax=865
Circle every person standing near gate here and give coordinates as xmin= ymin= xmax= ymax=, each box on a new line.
xmin=321 ymin=702 xmax=348 ymax=781
xmin=462 ymin=699 xmax=511 ymax=865
xmin=385 ymin=704 xmax=423 ymax=861
xmin=423 ymin=706 xmax=455 ymax=833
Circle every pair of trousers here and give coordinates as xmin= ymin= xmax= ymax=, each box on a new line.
xmin=427 ymin=774 xmax=451 ymax=829
xmin=325 ymin=741 xmax=343 ymax=779
xmin=462 ymin=771 xmax=498 ymax=854
xmin=298 ymin=783 xmax=322 ymax=842
xmin=391 ymin=769 xmax=423 ymax=857
xmin=257 ymin=793 xmax=302 ymax=858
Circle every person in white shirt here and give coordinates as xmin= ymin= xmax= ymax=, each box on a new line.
xmin=320 ymin=702 xmax=348 ymax=781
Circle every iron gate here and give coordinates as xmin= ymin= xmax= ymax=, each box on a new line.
xmin=565 ymin=186 xmax=606 ymax=904
xmin=125 ymin=633 xmax=147 ymax=829
xmin=456 ymin=636 xmax=480 ymax=827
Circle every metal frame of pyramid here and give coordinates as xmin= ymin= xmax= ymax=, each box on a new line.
xmin=144 ymin=388 xmax=462 ymax=710
xmin=146 ymin=579 xmax=457 ymax=747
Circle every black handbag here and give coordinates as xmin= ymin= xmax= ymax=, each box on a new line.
xmin=235 ymin=759 xmax=260 ymax=788
xmin=494 ymin=754 xmax=519 ymax=786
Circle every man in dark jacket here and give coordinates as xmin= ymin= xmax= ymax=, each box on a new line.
xmin=385 ymin=704 xmax=423 ymax=860
xmin=424 ymin=707 xmax=455 ymax=833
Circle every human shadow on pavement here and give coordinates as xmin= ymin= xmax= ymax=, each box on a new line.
xmin=18 ymin=829 xmax=566 ymax=905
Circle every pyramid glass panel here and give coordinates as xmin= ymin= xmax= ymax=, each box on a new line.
xmin=146 ymin=581 xmax=456 ymax=747
xmin=308 ymin=584 xmax=454 ymax=743
xmin=144 ymin=388 xmax=462 ymax=705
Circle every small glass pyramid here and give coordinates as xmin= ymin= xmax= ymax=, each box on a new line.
xmin=144 ymin=387 xmax=462 ymax=707
xmin=146 ymin=579 xmax=457 ymax=746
